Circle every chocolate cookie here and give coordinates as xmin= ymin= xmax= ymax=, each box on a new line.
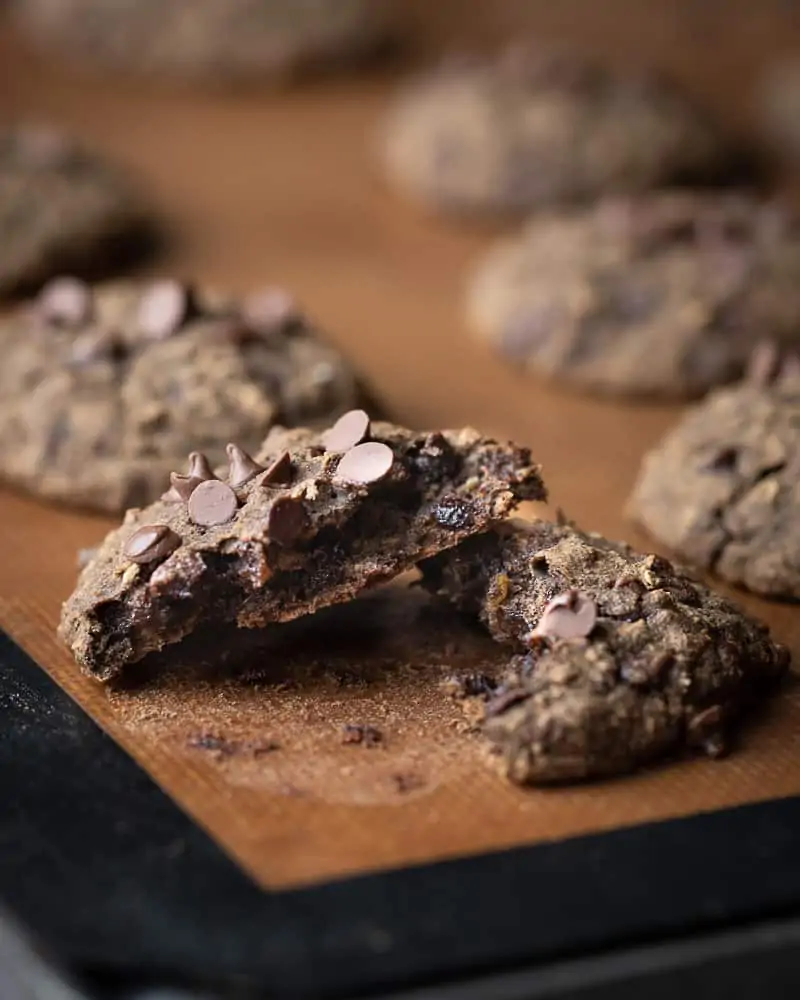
xmin=58 ymin=418 xmax=546 ymax=680
xmin=0 ymin=125 xmax=152 ymax=295
xmin=420 ymin=519 xmax=788 ymax=783
xmin=381 ymin=45 xmax=729 ymax=219
xmin=13 ymin=0 xmax=395 ymax=82
xmin=468 ymin=192 xmax=800 ymax=398
xmin=0 ymin=279 xmax=364 ymax=512
xmin=629 ymin=350 xmax=800 ymax=600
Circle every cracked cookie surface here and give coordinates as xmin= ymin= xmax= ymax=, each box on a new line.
xmin=0 ymin=125 xmax=151 ymax=295
xmin=381 ymin=44 xmax=728 ymax=218
xmin=0 ymin=279 xmax=363 ymax=512
xmin=467 ymin=192 xmax=800 ymax=398
xmin=629 ymin=363 xmax=800 ymax=600
xmin=59 ymin=419 xmax=545 ymax=680
xmin=420 ymin=519 xmax=788 ymax=782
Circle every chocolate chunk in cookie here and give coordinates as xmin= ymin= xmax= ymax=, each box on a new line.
xmin=381 ymin=44 xmax=730 ymax=219
xmin=59 ymin=420 xmax=546 ymax=680
xmin=13 ymin=0 xmax=396 ymax=83
xmin=0 ymin=280 xmax=368 ymax=513
xmin=420 ymin=519 xmax=788 ymax=782
xmin=0 ymin=125 xmax=153 ymax=296
xmin=628 ymin=357 xmax=800 ymax=599
xmin=467 ymin=192 xmax=800 ymax=398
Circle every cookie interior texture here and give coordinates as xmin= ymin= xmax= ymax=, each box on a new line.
xmin=0 ymin=125 xmax=153 ymax=295
xmin=467 ymin=192 xmax=800 ymax=398
xmin=59 ymin=419 xmax=545 ymax=680
xmin=381 ymin=44 xmax=729 ymax=218
xmin=13 ymin=0 xmax=395 ymax=81
xmin=629 ymin=366 xmax=800 ymax=600
xmin=0 ymin=279 xmax=364 ymax=513
xmin=420 ymin=519 xmax=788 ymax=783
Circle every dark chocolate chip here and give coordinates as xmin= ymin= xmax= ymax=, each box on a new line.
xmin=241 ymin=287 xmax=299 ymax=335
xmin=531 ymin=590 xmax=597 ymax=640
xmin=266 ymin=496 xmax=307 ymax=546
xmin=37 ymin=277 xmax=93 ymax=328
xmin=333 ymin=442 xmax=394 ymax=485
xmin=161 ymin=471 xmax=201 ymax=503
xmin=137 ymin=279 xmax=189 ymax=340
xmin=124 ymin=524 xmax=181 ymax=564
xmin=188 ymin=452 xmax=217 ymax=482
xmin=261 ymin=451 xmax=294 ymax=486
xmin=226 ymin=443 xmax=264 ymax=488
xmin=321 ymin=409 xmax=371 ymax=452
xmin=188 ymin=480 xmax=238 ymax=527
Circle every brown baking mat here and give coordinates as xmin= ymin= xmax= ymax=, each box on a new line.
xmin=1 ymin=13 xmax=800 ymax=892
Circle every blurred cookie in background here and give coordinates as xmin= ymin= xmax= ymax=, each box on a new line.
xmin=11 ymin=0 xmax=398 ymax=83
xmin=754 ymin=57 xmax=800 ymax=164
xmin=380 ymin=43 xmax=733 ymax=219
xmin=628 ymin=348 xmax=800 ymax=601
xmin=0 ymin=124 xmax=155 ymax=297
xmin=0 ymin=278 xmax=368 ymax=512
xmin=466 ymin=191 xmax=800 ymax=398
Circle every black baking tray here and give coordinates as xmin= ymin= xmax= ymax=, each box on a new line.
xmin=2 ymin=629 xmax=800 ymax=1000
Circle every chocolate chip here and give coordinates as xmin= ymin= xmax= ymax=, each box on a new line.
xmin=226 ymin=443 xmax=264 ymax=487
xmin=188 ymin=480 xmax=238 ymax=527
xmin=241 ymin=287 xmax=299 ymax=336
xmin=161 ymin=471 xmax=200 ymax=503
xmin=123 ymin=524 xmax=181 ymax=564
xmin=137 ymin=279 xmax=190 ymax=340
xmin=321 ymin=409 xmax=371 ymax=452
xmin=267 ymin=496 xmax=307 ymax=546
xmin=261 ymin=451 xmax=293 ymax=486
xmin=37 ymin=277 xmax=93 ymax=328
xmin=188 ymin=452 xmax=217 ymax=482
xmin=531 ymin=590 xmax=598 ymax=640
xmin=162 ymin=451 xmax=218 ymax=502
xmin=333 ymin=442 xmax=394 ymax=485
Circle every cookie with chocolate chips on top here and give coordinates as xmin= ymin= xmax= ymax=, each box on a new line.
xmin=468 ymin=192 xmax=800 ymax=398
xmin=420 ymin=518 xmax=788 ymax=783
xmin=58 ymin=416 xmax=546 ymax=680
xmin=0 ymin=124 xmax=153 ymax=295
xmin=629 ymin=343 xmax=800 ymax=600
xmin=0 ymin=278 xmax=365 ymax=512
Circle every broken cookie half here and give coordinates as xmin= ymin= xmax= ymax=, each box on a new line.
xmin=420 ymin=518 xmax=789 ymax=783
xmin=59 ymin=413 xmax=546 ymax=680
